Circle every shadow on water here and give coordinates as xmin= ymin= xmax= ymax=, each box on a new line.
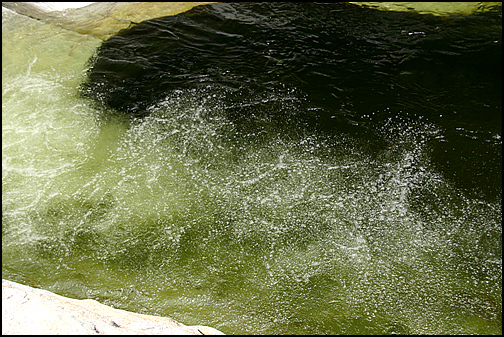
xmin=80 ymin=2 xmax=501 ymax=201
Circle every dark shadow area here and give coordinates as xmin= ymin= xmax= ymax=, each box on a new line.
xmin=80 ymin=2 xmax=501 ymax=200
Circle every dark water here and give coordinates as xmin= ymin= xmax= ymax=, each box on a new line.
xmin=4 ymin=2 xmax=502 ymax=335
xmin=81 ymin=2 xmax=501 ymax=201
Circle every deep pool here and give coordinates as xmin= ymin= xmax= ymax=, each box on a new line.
xmin=2 ymin=2 xmax=502 ymax=334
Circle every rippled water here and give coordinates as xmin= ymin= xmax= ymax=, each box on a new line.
xmin=2 ymin=3 xmax=502 ymax=334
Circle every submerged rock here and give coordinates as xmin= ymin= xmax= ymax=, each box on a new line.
xmin=2 ymin=279 xmax=224 ymax=335
xmin=348 ymin=2 xmax=502 ymax=16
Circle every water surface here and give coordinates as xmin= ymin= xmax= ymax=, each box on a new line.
xmin=2 ymin=3 xmax=502 ymax=334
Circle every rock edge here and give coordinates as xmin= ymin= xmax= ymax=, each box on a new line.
xmin=2 ymin=279 xmax=225 ymax=335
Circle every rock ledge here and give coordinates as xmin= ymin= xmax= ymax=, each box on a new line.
xmin=2 ymin=279 xmax=224 ymax=335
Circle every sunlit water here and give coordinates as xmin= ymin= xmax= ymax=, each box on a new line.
xmin=2 ymin=3 xmax=502 ymax=335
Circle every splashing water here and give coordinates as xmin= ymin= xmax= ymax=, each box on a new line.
xmin=2 ymin=3 xmax=501 ymax=335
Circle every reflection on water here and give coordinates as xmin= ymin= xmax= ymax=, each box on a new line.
xmin=2 ymin=3 xmax=502 ymax=335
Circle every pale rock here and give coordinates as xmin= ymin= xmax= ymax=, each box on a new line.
xmin=2 ymin=279 xmax=225 ymax=335
xmin=2 ymin=2 xmax=215 ymax=40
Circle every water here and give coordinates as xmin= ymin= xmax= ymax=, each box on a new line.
xmin=2 ymin=3 xmax=502 ymax=334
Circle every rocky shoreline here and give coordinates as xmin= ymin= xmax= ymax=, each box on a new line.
xmin=2 ymin=2 xmax=215 ymax=40
xmin=2 ymin=279 xmax=225 ymax=335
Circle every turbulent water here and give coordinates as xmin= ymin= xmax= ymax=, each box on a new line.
xmin=2 ymin=3 xmax=502 ymax=335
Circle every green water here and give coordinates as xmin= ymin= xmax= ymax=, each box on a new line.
xmin=2 ymin=4 xmax=502 ymax=335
